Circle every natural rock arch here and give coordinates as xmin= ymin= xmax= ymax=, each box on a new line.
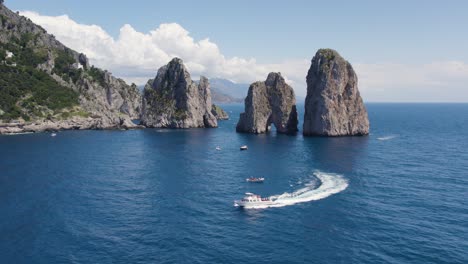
xmin=236 ymin=73 xmax=298 ymax=134
xmin=263 ymin=105 xmax=298 ymax=133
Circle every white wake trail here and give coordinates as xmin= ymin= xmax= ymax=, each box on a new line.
xmin=243 ymin=171 xmax=348 ymax=209
xmin=377 ymin=135 xmax=398 ymax=141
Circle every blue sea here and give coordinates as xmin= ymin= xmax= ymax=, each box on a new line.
xmin=1 ymin=103 xmax=467 ymax=264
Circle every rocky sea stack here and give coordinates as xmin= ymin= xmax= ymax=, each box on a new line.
xmin=303 ymin=49 xmax=369 ymax=136
xmin=236 ymin=73 xmax=298 ymax=134
xmin=141 ymin=58 xmax=218 ymax=128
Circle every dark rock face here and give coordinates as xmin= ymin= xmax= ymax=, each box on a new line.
xmin=141 ymin=58 xmax=217 ymax=128
xmin=236 ymin=73 xmax=298 ymax=134
xmin=78 ymin=53 xmax=89 ymax=70
xmin=303 ymin=49 xmax=369 ymax=136
xmin=211 ymin=104 xmax=229 ymax=120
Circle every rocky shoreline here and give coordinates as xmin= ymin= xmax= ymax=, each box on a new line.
xmin=0 ymin=117 xmax=144 ymax=135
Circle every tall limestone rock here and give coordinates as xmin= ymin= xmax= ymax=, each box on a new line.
xmin=141 ymin=58 xmax=217 ymax=128
xmin=236 ymin=72 xmax=298 ymax=134
xmin=303 ymin=49 xmax=369 ymax=136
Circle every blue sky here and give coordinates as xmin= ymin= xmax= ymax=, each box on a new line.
xmin=8 ymin=0 xmax=468 ymax=63
xmin=6 ymin=0 xmax=468 ymax=101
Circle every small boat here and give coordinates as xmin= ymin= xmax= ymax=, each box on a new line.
xmin=234 ymin=193 xmax=277 ymax=208
xmin=215 ymin=146 xmax=222 ymax=151
xmin=240 ymin=145 xmax=248 ymax=151
xmin=246 ymin=177 xmax=264 ymax=183
xmin=51 ymin=133 xmax=57 ymax=137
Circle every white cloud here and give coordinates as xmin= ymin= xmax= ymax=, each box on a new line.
xmin=355 ymin=61 xmax=468 ymax=102
xmin=20 ymin=11 xmax=306 ymax=93
xmin=19 ymin=11 xmax=468 ymax=102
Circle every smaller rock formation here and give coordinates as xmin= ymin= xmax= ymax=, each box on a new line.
xmin=303 ymin=49 xmax=369 ymax=136
xmin=236 ymin=73 xmax=298 ymax=134
xmin=141 ymin=58 xmax=217 ymax=128
xmin=211 ymin=104 xmax=229 ymax=120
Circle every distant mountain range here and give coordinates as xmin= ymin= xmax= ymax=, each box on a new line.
xmin=211 ymin=89 xmax=243 ymax=104
xmin=140 ymin=78 xmax=301 ymax=104
xmin=139 ymin=78 xmax=246 ymax=104
xmin=210 ymin=78 xmax=248 ymax=103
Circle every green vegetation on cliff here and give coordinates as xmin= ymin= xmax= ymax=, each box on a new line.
xmin=0 ymin=64 xmax=79 ymax=121
xmin=0 ymin=3 xmax=141 ymax=129
xmin=317 ymin=49 xmax=337 ymax=71
xmin=52 ymin=48 xmax=82 ymax=84
xmin=1 ymin=33 xmax=48 ymax=67
xmin=87 ymin=66 xmax=106 ymax=87
xmin=317 ymin=49 xmax=336 ymax=61
xmin=0 ymin=34 xmax=79 ymax=121
xmin=0 ymin=14 xmax=6 ymax=27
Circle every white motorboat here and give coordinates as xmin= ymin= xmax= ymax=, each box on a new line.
xmin=51 ymin=133 xmax=57 ymax=137
xmin=234 ymin=192 xmax=277 ymax=208
xmin=216 ymin=146 xmax=221 ymax=151
xmin=240 ymin=145 xmax=248 ymax=150
xmin=246 ymin=177 xmax=264 ymax=183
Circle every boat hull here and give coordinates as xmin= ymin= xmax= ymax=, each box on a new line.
xmin=246 ymin=177 xmax=264 ymax=183
xmin=234 ymin=200 xmax=277 ymax=208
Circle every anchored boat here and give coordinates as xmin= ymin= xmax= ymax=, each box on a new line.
xmin=246 ymin=177 xmax=264 ymax=183
xmin=240 ymin=145 xmax=248 ymax=150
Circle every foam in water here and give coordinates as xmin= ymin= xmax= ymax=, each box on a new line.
xmin=377 ymin=135 xmax=398 ymax=141
xmin=242 ymin=171 xmax=349 ymax=209
xmin=4 ymin=132 xmax=34 ymax=136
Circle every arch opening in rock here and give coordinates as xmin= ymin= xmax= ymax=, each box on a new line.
xmin=236 ymin=73 xmax=298 ymax=134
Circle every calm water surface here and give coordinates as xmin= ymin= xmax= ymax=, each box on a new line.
xmin=1 ymin=103 xmax=467 ymax=263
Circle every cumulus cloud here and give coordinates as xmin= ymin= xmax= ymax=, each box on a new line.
xmin=20 ymin=11 xmax=306 ymax=91
xmin=20 ymin=11 xmax=468 ymax=102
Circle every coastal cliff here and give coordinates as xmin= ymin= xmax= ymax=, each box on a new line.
xmin=0 ymin=3 xmax=141 ymax=134
xmin=141 ymin=58 xmax=217 ymax=128
xmin=236 ymin=73 xmax=298 ymax=134
xmin=303 ymin=49 xmax=369 ymax=136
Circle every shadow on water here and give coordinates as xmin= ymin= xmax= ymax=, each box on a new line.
xmin=303 ymin=136 xmax=369 ymax=175
xmin=139 ymin=127 xmax=218 ymax=192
